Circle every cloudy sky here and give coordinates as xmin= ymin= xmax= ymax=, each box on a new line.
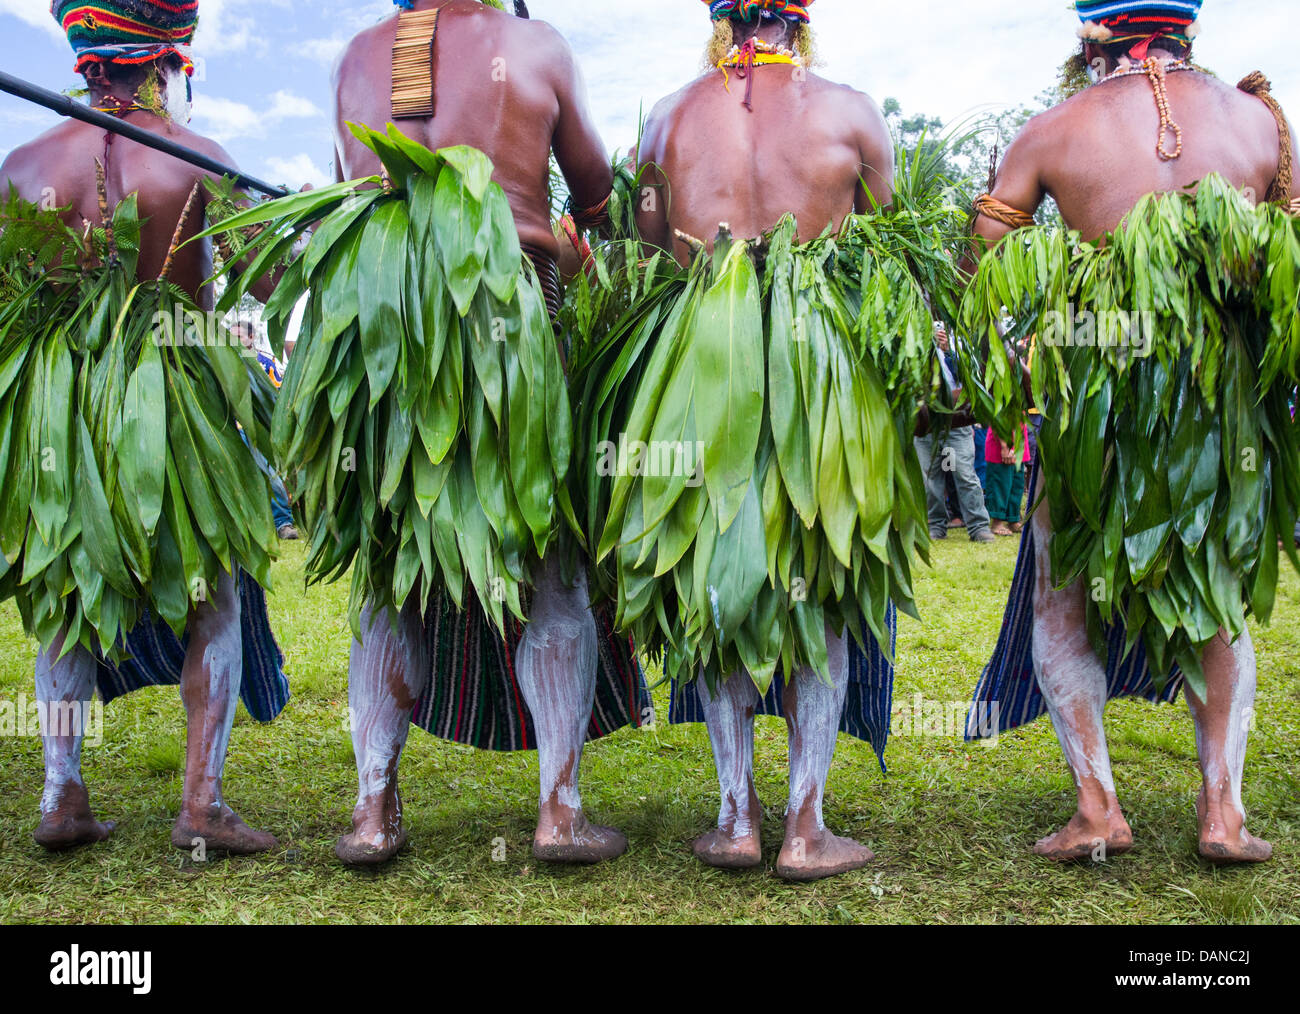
xmin=2 ymin=0 xmax=1296 ymax=189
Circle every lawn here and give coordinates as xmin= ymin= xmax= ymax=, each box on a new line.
xmin=0 ymin=533 xmax=1297 ymax=924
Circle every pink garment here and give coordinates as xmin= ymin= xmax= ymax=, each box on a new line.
xmin=986 ymin=424 xmax=1031 ymax=464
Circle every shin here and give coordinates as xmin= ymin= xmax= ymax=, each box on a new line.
xmin=336 ymin=597 xmax=428 ymax=865
xmin=515 ymin=557 xmax=625 ymax=862
xmin=1188 ymin=629 xmax=1271 ymax=862
xmin=693 ymin=670 xmax=762 ymax=868
xmin=33 ymin=633 xmax=113 ymax=849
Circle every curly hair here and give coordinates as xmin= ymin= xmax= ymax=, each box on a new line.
xmin=702 ymin=18 xmax=818 ymax=70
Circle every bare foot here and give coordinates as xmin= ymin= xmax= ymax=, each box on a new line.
xmin=34 ymin=784 xmax=115 ymax=851
xmin=171 ymin=805 xmax=278 ymax=856
xmin=693 ymin=827 xmax=762 ymax=870
xmin=533 ymin=808 xmax=627 ymax=864
xmin=776 ymin=829 xmax=874 ymax=882
xmin=1198 ymin=835 xmax=1272 ymax=864
xmin=336 ymin=825 xmax=409 ymax=867
xmin=335 ymin=794 xmax=407 ymax=867
xmin=1196 ymin=787 xmax=1272 ymax=864
xmin=1033 ymin=811 xmax=1133 ymax=862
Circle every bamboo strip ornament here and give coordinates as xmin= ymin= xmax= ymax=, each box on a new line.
xmin=392 ymin=8 xmax=440 ymax=119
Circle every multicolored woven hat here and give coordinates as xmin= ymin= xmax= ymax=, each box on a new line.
xmin=1074 ymin=1 xmax=1202 ymax=35
xmin=703 ymin=1 xmax=815 ymax=23
xmin=51 ymin=1 xmax=199 ymax=77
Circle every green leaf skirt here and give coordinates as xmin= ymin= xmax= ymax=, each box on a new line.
xmin=569 ymin=214 xmax=957 ymax=692
xmin=209 ymin=128 xmax=575 ymax=637
xmin=959 ymin=175 xmax=1300 ymax=698
xmin=0 ymin=193 xmax=279 ymax=660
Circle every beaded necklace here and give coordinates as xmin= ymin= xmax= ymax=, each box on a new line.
xmin=1095 ymin=57 xmax=1197 ymax=161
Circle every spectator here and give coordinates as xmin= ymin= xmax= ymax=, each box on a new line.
xmin=914 ymin=322 xmax=994 ymax=543
xmin=985 ymin=423 xmax=1031 ymax=536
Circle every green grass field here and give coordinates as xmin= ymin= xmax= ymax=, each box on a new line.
xmin=1 ymin=534 xmax=1297 ymax=924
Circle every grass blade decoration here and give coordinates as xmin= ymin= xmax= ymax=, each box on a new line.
xmin=957 ymin=175 xmax=1300 ymax=698
xmin=0 ymin=190 xmax=279 ymax=660
xmin=206 ymin=126 xmax=571 ymax=637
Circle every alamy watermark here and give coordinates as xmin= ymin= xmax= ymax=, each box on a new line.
xmin=595 ymin=434 xmax=705 ymax=486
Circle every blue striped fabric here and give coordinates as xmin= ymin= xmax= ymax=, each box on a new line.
xmin=669 ymin=605 xmax=897 ymax=771
xmin=964 ymin=463 xmax=1183 ymax=740
xmin=1074 ymin=1 xmax=1203 ymax=22
xmin=93 ymin=572 xmax=290 ymax=723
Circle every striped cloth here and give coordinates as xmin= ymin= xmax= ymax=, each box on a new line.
xmin=964 ymin=461 xmax=1183 ymax=740
xmin=1074 ymin=1 xmax=1202 ymax=23
xmin=670 ymin=605 xmax=897 ymax=771
xmin=412 ymin=590 xmax=649 ymax=751
xmin=93 ymin=571 xmax=290 ymax=722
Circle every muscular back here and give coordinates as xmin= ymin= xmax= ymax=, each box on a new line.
xmin=1 ymin=115 xmax=235 ymax=307
xmin=333 ymin=0 xmax=609 ymax=261
xmin=987 ymin=67 xmax=1296 ymax=242
xmin=637 ymin=66 xmax=893 ymax=261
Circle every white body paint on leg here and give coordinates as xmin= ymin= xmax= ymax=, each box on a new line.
xmin=1189 ymin=629 xmax=1256 ymax=832
xmin=34 ymin=637 xmax=96 ymax=815
xmin=1029 ymin=484 xmax=1117 ymax=797
xmin=698 ymin=670 xmax=760 ymax=835
xmin=514 ymin=556 xmax=598 ymax=818
xmin=347 ymin=599 xmax=429 ymax=806
xmin=181 ymin=572 xmax=244 ymax=809
xmin=785 ymin=622 xmax=849 ymax=828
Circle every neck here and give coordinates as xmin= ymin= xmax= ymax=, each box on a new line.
xmin=89 ymin=85 xmax=143 ymax=111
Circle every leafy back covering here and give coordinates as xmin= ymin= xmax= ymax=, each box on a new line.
xmin=958 ymin=175 xmax=1300 ymax=697
xmin=0 ymin=192 xmax=278 ymax=659
xmin=566 ymin=190 xmax=967 ymax=692
xmin=204 ymin=126 xmax=572 ymax=637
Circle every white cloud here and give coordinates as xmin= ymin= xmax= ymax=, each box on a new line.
xmin=192 ymin=89 xmax=323 ymax=142
xmin=0 ymin=0 xmax=64 ymax=42
xmin=264 ymin=152 xmax=330 ymax=190
xmin=298 ymin=37 xmax=349 ymax=66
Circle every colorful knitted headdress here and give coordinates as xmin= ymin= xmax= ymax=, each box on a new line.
xmin=704 ymin=1 xmax=815 ymax=23
xmin=51 ymin=0 xmax=199 ymax=77
xmin=1074 ymin=2 xmax=1202 ymax=58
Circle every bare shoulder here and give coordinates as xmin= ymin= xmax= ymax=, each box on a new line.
xmin=333 ymin=16 xmax=395 ymax=86
xmin=643 ymin=78 xmax=706 ymax=138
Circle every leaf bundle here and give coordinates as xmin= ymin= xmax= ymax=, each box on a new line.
xmin=202 ymin=127 xmax=572 ymax=636
xmin=569 ymin=204 xmax=963 ymax=691
xmin=0 ymin=192 xmax=278 ymax=658
xmin=958 ymin=175 xmax=1300 ymax=696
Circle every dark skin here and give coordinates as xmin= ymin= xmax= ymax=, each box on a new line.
xmin=0 ymin=59 xmax=278 ymax=308
xmin=637 ymin=18 xmax=893 ymax=262
xmin=637 ymin=16 xmax=892 ymax=881
xmin=332 ymin=0 xmax=621 ymax=867
xmin=3 ymin=58 xmax=279 ymax=854
xmin=970 ymin=43 xmax=1300 ymax=865
xmin=332 ymin=0 xmax=611 ymax=262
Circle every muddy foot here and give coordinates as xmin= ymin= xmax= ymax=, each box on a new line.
xmin=533 ymin=815 xmax=627 ymax=864
xmin=776 ymin=830 xmax=874 ymax=882
xmin=1198 ymin=833 xmax=1272 ymax=864
xmin=1033 ymin=812 xmax=1133 ymax=862
xmin=693 ymin=828 xmax=762 ymax=870
xmin=34 ymin=812 xmax=115 ymax=851
xmin=336 ymin=825 xmax=409 ymax=867
xmin=171 ymin=806 xmax=278 ymax=856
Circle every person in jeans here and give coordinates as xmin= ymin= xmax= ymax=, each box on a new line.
xmin=916 ymin=322 xmax=994 ymax=543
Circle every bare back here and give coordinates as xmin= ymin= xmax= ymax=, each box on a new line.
xmin=637 ymin=66 xmax=893 ymax=261
xmin=1 ymin=114 xmax=235 ymax=307
xmin=985 ymin=67 xmax=1296 ymax=242
xmin=333 ymin=0 xmax=610 ymax=261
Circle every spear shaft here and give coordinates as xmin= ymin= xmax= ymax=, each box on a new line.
xmin=0 ymin=70 xmax=290 ymax=198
